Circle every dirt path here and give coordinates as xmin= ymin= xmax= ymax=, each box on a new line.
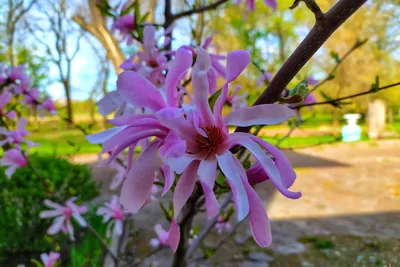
xmin=71 ymin=139 xmax=400 ymax=266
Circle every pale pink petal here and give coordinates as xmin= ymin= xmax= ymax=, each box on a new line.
xmin=5 ymin=165 xmax=17 ymax=178
xmin=0 ymin=91 xmax=12 ymax=108
xmin=114 ymin=220 xmax=123 ymax=236
xmin=47 ymin=216 xmax=65 ymax=235
xmin=143 ymin=25 xmax=156 ymax=53
xmin=216 ymin=151 xmax=249 ymax=221
xmin=168 ymin=219 xmax=180 ymax=252
xmin=200 ymin=182 xmax=220 ymax=219
xmin=228 ymin=134 xmax=301 ymax=199
xmin=198 ymin=158 xmax=220 ymax=218
xmin=223 ymin=104 xmax=294 ymax=126
xmin=86 ymin=126 xmax=128 ymax=144
xmin=207 ymin=68 xmax=217 ymax=95
xmin=72 ymin=213 xmax=87 ymax=227
xmin=120 ymin=141 xmax=159 ymax=213
xmin=155 ymin=108 xmax=198 ymax=140
xmin=226 ymin=50 xmax=250 ymax=83
xmin=192 ymin=47 xmax=214 ymax=126
xmin=108 ymin=114 xmax=155 ymax=126
xmin=242 ymin=175 xmax=272 ymax=247
xmin=159 ymin=131 xmax=186 ymax=159
xmin=40 ymin=210 xmax=63 ymax=218
xmin=173 ymin=161 xmax=199 ymax=218
xmin=164 ymin=153 xmax=195 ymax=174
xmin=97 ymin=91 xmax=124 ymax=116
xmin=117 ymin=71 xmax=166 ymax=111
xmin=44 ymin=199 xmax=64 ymax=210
xmin=160 ymin=163 xmax=174 ymax=196
xmin=165 ymin=47 xmax=193 ymax=106
xmin=40 ymin=253 xmax=49 ymax=266
xmin=17 ymin=117 xmax=27 ymax=131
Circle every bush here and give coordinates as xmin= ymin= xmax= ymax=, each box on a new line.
xmin=0 ymin=155 xmax=99 ymax=265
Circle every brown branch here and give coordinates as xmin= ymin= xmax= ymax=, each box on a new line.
xmin=172 ymin=0 xmax=229 ymax=21
xmin=290 ymin=0 xmax=324 ymax=21
xmin=299 ymin=82 xmax=400 ymax=108
xmin=87 ymin=223 xmax=118 ymax=264
xmin=234 ymin=0 xmax=367 ymax=135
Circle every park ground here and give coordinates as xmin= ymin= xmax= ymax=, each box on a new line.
xmin=64 ymin=116 xmax=400 ymax=267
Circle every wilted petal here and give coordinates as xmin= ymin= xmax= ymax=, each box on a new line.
xmin=120 ymin=141 xmax=159 ymax=213
xmin=223 ymin=104 xmax=294 ymax=126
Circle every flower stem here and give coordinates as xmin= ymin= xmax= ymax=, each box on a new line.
xmin=87 ymin=223 xmax=118 ymax=265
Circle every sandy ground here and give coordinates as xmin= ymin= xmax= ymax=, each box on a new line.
xmin=71 ymin=139 xmax=400 ymax=266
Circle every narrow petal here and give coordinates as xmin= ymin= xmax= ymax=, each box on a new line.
xmin=228 ymin=134 xmax=301 ymax=199
xmin=86 ymin=126 xmax=128 ymax=144
xmin=40 ymin=210 xmax=63 ymax=218
xmin=216 ymin=151 xmax=249 ymax=221
xmin=143 ymin=25 xmax=156 ymax=52
xmin=155 ymin=107 xmax=198 ymax=140
xmin=168 ymin=219 xmax=180 ymax=252
xmin=72 ymin=213 xmax=87 ymax=227
xmin=223 ymin=104 xmax=294 ymax=126
xmin=47 ymin=216 xmax=65 ymax=235
xmin=120 ymin=141 xmax=159 ymax=213
xmin=164 ymin=153 xmax=195 ymax=174
xmin=246 ymin=162 xmax=269 ymax=186
xmin=97 ymin=91 xmax=124 ymax=116
xmin=114 ymin=220 xmax=123 ymax=236
xmin=160 ymin=163 xmax=174 ymax=196
xmin=200 ymin=181 xmax=220 ymax=219
xmin=108 ymin=114 xmax=155 ymax=126
xmin=207 ymin=69 xmax=217 ymax=95
xmin=165 ymin=47 xmax=193 ymax=106
xmin=242 ymin=176 xmax=272 ymax=247
xmin=117 ymin=71 xmax=166 ymax=111
xmin=198 ymin=159 xmax=217 ymax=189
xmin=264 ymin=0 xmax=277 ymax=10
xmin=173 ymin=161 xmax=199 ymax=218
xmin=226 ymin=50 xmax=250 ymax=83
xmin=44 ymin=199 xmax=64 ymax=210
xmin=192 ymin=47 xmax=214 ymax=125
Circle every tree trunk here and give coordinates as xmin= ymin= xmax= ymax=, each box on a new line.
xmin=63 ymin=79 xmax=74 ymax=124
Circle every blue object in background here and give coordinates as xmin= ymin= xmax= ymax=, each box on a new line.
xmin=342 ymin=114 xmax=362 ymax=142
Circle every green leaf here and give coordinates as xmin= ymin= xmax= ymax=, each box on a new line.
xmin=140 ymin=12 xmax=150 ymax=23
xmin=31 ymin=259 xmax=44 ymax=267
xmin=208 ymin=89 xmax=222 ymax=110
xmin=330 ymin=51 xmax=341 ymax=64
xmin=320 ymin=91 xmax=333 ymax=101
xmin=160 ymin=202 xmax=172 ymax=221
xmin=290 ymin=79 xmax=309 ymax=97
xmin=121 ymin=0 xmax=136 ymax=16
xmin=371 ymin=75 xmax=380 ymax=92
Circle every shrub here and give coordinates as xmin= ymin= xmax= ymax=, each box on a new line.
xmin=0 ymin=155 xmax=99 ymax=265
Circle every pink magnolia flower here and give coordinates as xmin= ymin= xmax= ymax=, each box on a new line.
xmin=40 ymin=198 xmax=87 ymax=240
xmin=257 ymin=71 xmax=272 ymax=86
xmin=236 ymin=0 xmax=277 ymax=11
xmin=150 ymin=224 xmax=169 ymax=248
xmin=23 ymin=87 xmax=40 ymax=105
xmin=9 ymin=65 xmax=30 ymax=89
xmin=87 ymin=47 xmax=193 ymax=213
xmin=226 ymin=85 xmax=248 ymax=111
xmin=0 ymin=148 xmax=27 ymax=178
xmin=0 ymin=91 xmax=13 ymax=116
xmin=97 ymin=195 xmax=125 ymax=237
xmin=40 ymin=251 xmax=60 ymax=267
xmin=40 ymin=98 xmax=57 ymax=115
xmin=215 ymin=216 xmax=232 ymax=234
xmin=155 ymin=48 xmax=300 ymax=251
xmin=112 ymin=14 xmax=136 ymax=44
xmin=0 ymin=118 xmax=29 ymax=147
xmin=121 ymin=25 xmax=172 ymax=86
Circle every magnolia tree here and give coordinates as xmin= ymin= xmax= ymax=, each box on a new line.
xmin=6 ymin=0 xmax=400 ymax=266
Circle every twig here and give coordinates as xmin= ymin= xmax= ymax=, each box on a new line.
xmin=299 ymin=82 xmax=400 ymax=108
xmin=130 ymin=247 xmax=164 ymax=267
xmin=275 ymin=120 xmax=302 ymax=148
xmin=234 ymin=0 xmax=367 ymax=135
xmin=172 ymin=0 xmax=229 ymax=21
xmin=290 ymin=0 xmax=324 ymax=21
xmin=310 ymin=39 xmax=367 ymax=93
xmin=87 ymin=223 xmax=118 ymax=264
xmin=185 ymin=192 xmax=233 ymax=261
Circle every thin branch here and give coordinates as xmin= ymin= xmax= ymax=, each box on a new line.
xmin=234 ymin=0 xmax=367 ymax=135
xmin=185 ymin=193 xmax=232 ymax=260
xmin=86 ymin=223 xmax=118 ymax=264
xmin=299 ymin=82 xmax=400 ymax=108
xmin=310 ymin=39 xmax=367 ymax=93
xmin=172 ymin=0 xmax=229 ymax=21
xmin=130 ymin=247 xmax=164 ymax=267
xmin=290 ymin=0 xmax=324 ymax=21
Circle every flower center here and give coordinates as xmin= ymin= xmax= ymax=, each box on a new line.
xmin=63 ymin=207 xmax=73 ymax=218
xmin=147 ymin=59 xmax=159 ymax=68
xmin=196 ymin=126 xmax=224 ymax=156
xmin=113 ymin=209 xmax=124 ymax=220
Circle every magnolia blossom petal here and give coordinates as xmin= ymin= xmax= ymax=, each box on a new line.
xmin=44 ymin=199 xmax=64 ymax=210
xmin=97 ymin=91 xmax=124 ymax=116
xmin=121 ymin=141 xmax=159 ymax=213
xmin=216 ymin=151 xmax=249 ymax=221
xmin=47 ymin=216 xmax=65 ymax=235
xmin=264 ymin=0 xmax=277 ymax=10
xmin=160 ymin=163 xmax=174 ymax=196
xmin=192 ymin=47 xmax=214 ymax=125
xmin=165 ymin=47 xmax=193 ymax=106
xmin=226 ymin=50 xmax=250 ymax=83
xmin=207 ymin=68 xmax=217 ymax=95
xmin=164 ymin=153 xmax=195 ymax=174
xmin=198 ymin=159 xmax=220 ymax=218
xmin=86 ymin=126 xmax=128 ymax=144
xmin=72 ymin=213 xmax=87 ymax=227
xmin=228 ymin=134 xmax=301 ymax=199
xmin=40 ymin=210 xmax=63 ymax=218
xmin=143 ymin=25 xmax=156 ymax=53
xmin=114 ymin=220 xmax=123 ymax=236
xmin=168 ymin=219 xmax=180 ymax=252
xmin=223 ymin=104 xmax=294 ymax=126
xmin=242 ymin=176 xmax=272 ymax=247
xmin=117 ymin=71 xmax=166 ymax=111
xmin=155 ymin=108 xmax=198 ymax=140
xmin=173 ymin=161 xmax=199 ymax=218
xmin=5 ymin=165 xmax=18 ymax=178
